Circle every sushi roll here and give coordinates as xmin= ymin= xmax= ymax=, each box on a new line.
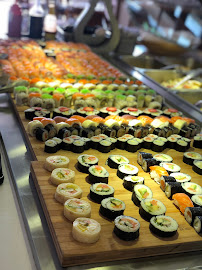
xmin=160 ymin=176 xmax=176 ymax=191
xmin=98 ymin=139 xmax=111 ymax=153
xmin=123 ymin=176 xmax=144 ymax=191
xmin=132 ymin=184 xmax=153 ymax=206
xmin=35 ymin=127 xmax=49 ymax=142
xmin=139 ymin=198 xmax=166 ymax=221
xmin=99 ymin=197 xmax=125 ymax=220
xmin=64 ymin=198 xmax=91 ymax=222
xmin=107 ymin=155 xmax=129 ymax=169
xmin=153 ymin=153 xmax=173 ymax=163
xmin=62 ymin=137 xmax=74 ymax=151
xmin=88 ymin=165 xmax=109 ymax=184
xmin=181 ymin=137 xmax=191 ymax=150
xmin=150 ymin=166 xmax=169 ymax=184
xmin=176 ymin=139 xmax=188 ymax=152
xmin=149 ymin=215 xmax=178 ymax=237
xmin=116 ymin=136 xmax=128 ymax=150
xmin=52 ymin=137 xmax=62 ymax=151
xmin=143 ymin=136 xmax=154 ymax=149
xmin=103 ymin=127 xmax=116 ymax=138
xmin=27 ymin=120 xmax=44 ymax=137
xmin=80 ymin=128 xmax=94 ymax=139
xmin=172 ymin=193 xmax=194 ymax=214
xmin=179 ymin=127 xmax=191 ymax=138
xmin=152 ymin=139 xmax=165 ymax=152
xmin=72 ymin=140 xmax=85 ymax=153
xmin=165 ymin=182 xmax=182 ymax=198
xmin=125 ymin=139 xmax=139 ymax=153
xmin=193 ymin=160 xmax=202 ymax=175
xmin=72 ymin=218 xmax=101 ymax=244
xmin=90 ymin=183 xmax=115 ymax=203
xmin=44 ymin=139 xmax=58 ymax=153
xmin=44 ymin=124 xmax=57 ymax=139
xmin=183 ymin=152 xmax=202 ymax=166
xmin=137 ymin=152 xmax=153 ymax=166
xmin=142 ymin=158 xmax=158 ymax=172
xmin=193 ymin=135 xmax=202 ymax=149
xmin=55 ymin=183 xmax=82 ymax=204
xmin=113 ymin=215 xmax=140 ymax=241
xmin=99 ymin=107 xmax=121 ymax=118
xmin=159 ymin=162 xmax=181 ymax=175
xmin=44 ymin=155 xmax=69 ymax=172
xmin=50 ymin=168 xmax=75 ymax=186
xmin=117 ymin=164 xmax=138 ymax=180
xmin=81 ymin=137 xmax=91 ymax=150
xmin=191 ymin=194 xmax=202 ymax=207
xmin=24 ymin=108 xmax=36 ymax=120
xmin=193 ymin=216 xmax=202 ymax=234
xmin=90 ymin=135 xmax=103 ymax=149
xmin=167 ymin=136 xmax=178 ymax=149
xmin=77 ymin=154 xmax=98 ymax=173
xmin=170 ymin=172 xmax=191 ymax=183
xmin=105 ymin=137 xmax=117 ymax=150
xmin=184 ymin=207 xmax=202 ymax=226
xmin=181 ymin=182 xmax=202 ymax=197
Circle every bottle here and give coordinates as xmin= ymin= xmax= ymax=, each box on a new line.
xmin=43 ymin=2 xmax=57 ymax=40
xmin=20 ymin=0 xmax=30 ymax=36
xmin=8 ymin=0 xmax=22 ymax=38
xmin=29 ymin=0 xmax=45 ymax=39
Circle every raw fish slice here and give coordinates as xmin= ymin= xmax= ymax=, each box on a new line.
xmin=172 ymin=193 xmax=194 ymax=214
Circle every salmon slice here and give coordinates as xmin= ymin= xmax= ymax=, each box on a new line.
xmin=172 ymin=193 xmax=194 ymax=214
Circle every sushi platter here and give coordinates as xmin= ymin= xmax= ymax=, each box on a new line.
xmin=11 ymin=104 xmax=201 ymax=267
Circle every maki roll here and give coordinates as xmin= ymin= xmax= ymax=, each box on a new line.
xmin=35 ymin=127 xmax=49 ymax=142
xmin=98 ymin=139 xmax=111 ymax=153
xmin=44 ymin=139 xmax=58 ymax=153
xmin=139 ymin=198 xmax=166 ymax=221
xmin=116 ymin=136 xmax=128 ymax=150
xmin=103 ymin=127 xmax=116 ymax=138
xmin=80 ymin=128 xmax=94 ymax=139
xmin=57 ymin=127 xmax=71 ymax=139
xmin=72 ymin=140 xmax=85 ymax=153
xmin=77 ymin=154 xmax=98 ymax=173
xmin=81 ymin=137 xmax=91 ymax=150
xmin=143 ymin=136 xmax=154 ymax=149
xmin=152 ymin=139 xmax=165 ymax=152
xmin=24 ymin=108 xmax=35 ymax=120
xmin=183 ymin=152 xmax=202 ymax=166
xmin=90 ymin=135 xmax=103 ymax=149
xmin=150 ymin=215 xmax=178 ymax=237
xmin=72 ymin=218 xmax=101 ymax=244
xmin=27 ymin=120 xmax=43 ymax=137
xmin=167 ymin=136 xmax=178 ymax=149
xmin=165 ymin=182 xmax=182 ymax=199
xmin=64 ymin=198 xmax=91 ymax=222
xmin=50 ymin=168 xmax=75 ymax=186
xmin=153 ymin=153 xmax=173 ymax=163
xmin=191 ymin=194 xmax=202 ymax=207
xmin=193 ymin=216 xmax=202 ymax=234
xmin=62 ymin=137 xmax=74 ymax=151
xmin=142 ymin=158 xmax=158 ymax=172
xmin=181 ymin=137 xmax=191 ymax=150
xmin=107 ymin=155 xmax=129 ymax=169
xmin=44 ymin=124 xmax=57 ymax=139
xmin=44 ymin=155 xmax=70 ymax=172
xmin=90 ymin=183 xmax=114 ymax=203
xmin=55 ymin=183 xmax=82 ymax=204
xmin=117 ymin=164 xmax=138 ymax=180
xmin=123 ymin=176 xmax=144 ymax=191
xmin=160 ymin=176 xmax=176 ymax=191
xmin=193 ymin=135 xmax=202 ymax=149
xmin=179 ymin=127 xmax=191 ymax=138
xmin=170 ymin=172 xmax=191 ymax=183
xmin=176 ymin=139 xmax=188 ymax=152
xmin=99 ymin=197 xmax=125 ymax=220
xmin=193 ymin=160 xmax=202 ymax=175
xmin=159 ymin=162 xmax=181 ymax=174
xmin=181 ymin=182 xmax=202 ymax=197
xmin=125 ymin=139 xmax=139 ymax=153
xmin=113 ymin=215 xmax=140 ymax=241
xmin=184 ymin=207 xmax=202 ymax=226
xmin=52 ymin=137 xmax=62 ymax=151
xmin=105 ymin=137 xmax=117 ymax=150
xmin=132 ymin=184 xmax=153 ymax=206
xmin=88 ymin=165 xmax=109 ymax=184
xmin=137 ymin=152 xmax=153 ymax=166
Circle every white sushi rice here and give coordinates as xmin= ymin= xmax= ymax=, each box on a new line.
xmin=109 ymin=155 xmax=129 ymax=165
xmin=141 ymin=198 xmax=166 ymax=216
xmin=64 ymin=198 xmax=91 ymax=222
xmin=192 ymin=194 xmax=202 ymax=207
xmin=55 ymin=183 xmax=82 ymax=204
xmin=118 ymin=164 xmax=139 ymax=175
xmin=170 ymin=172 xmax=191 ymax=183
xmin=182 ymin=182 xmax=202 ymax=195
xmin=160 ymin=162 xmax=181 ymax=173
xmin=153 ymin=154 xmax=173 ymax=163
xmin=50 ymin=168 xmax=75 ymax=186
xmin=44 ymin=155 xmax=70 ymax=172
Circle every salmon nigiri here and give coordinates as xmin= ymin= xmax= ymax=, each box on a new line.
xmin=172 ymin=193 xmax=194 ymax=214
xmin=150 ymin=166 xmax=169 ymax=184
xmin=137 ymin=115 xmax=153 ymax=126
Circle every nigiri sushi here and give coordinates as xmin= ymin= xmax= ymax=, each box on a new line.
xmin=150 ymin=166 xmax=169 ymax=184
xmin=137 ymin=115 xmax=153 ymax=126
xmin=172 ymin=193 xmax=194 ymax=214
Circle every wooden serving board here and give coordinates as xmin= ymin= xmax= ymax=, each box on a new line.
xmin=14 ymin=102 xmax=202 ymax=267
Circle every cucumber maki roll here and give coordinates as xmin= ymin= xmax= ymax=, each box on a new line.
xmin=181 ymin=182 xmax=202 ymax=197
xmin=170 ymin=172 xmax=191 ymax=183
xmin=193 ymin=216 xmax=202 ymax=234
xmin=99 ymin=197 xmax=125 ymax=220
xmin=72 ymin=140 xmax=85 ymax=153
xmin=98 ymin=139 xmax=111 ymax=153
xmin=52 ymin=137 xmax=62 ymax=151
xmin=193 ymin=160 xmax=202 ymax=175
xmin=137 ymin=152 xmax=153 ymax=166
xmin=113 ymin=215 xmax=140 ymax=241
xmin=77 ymin=154 xmax=98 ymax=173
xmin=160 ymin=176 xmax=176 ymax=191
xmin=90 ymin=183 xmax=114 ymax=203
xmin=81 ymin=137 xmax=91 ymax=150
xmin=116 ymin=136 xmax=128 ymax=150
xmin=183 ymin=152 xmax=202 ymax=166
xmin=90 ymin=135 xmax=102 ymax=149
xmin=139 ymin=198 xmax=166 ymax=221
xmin=153 ymin=153 xmax=173 ymax=163
xmin=143 ymin=136 xmax=154 ymax=149
xmin=107 ymin=155 xmax=129 ymax=169
xmin=184 ymin=207 xmax=202 ymax=226
xmin=105 ymin=137 xmax=117 ymax=150
xmin=191 ymin=194 xmax=202 ymax=207
xmin=150 ymin=215 xmax=178 ymax=237
xmin=167 ymin=136 xmax=178 ymax=149
xmin=88 ymin=165 xmax=109 ymax=184
xmin=117 ymin=164 xmax=139 ymax=180
xmin=123 ymin=176 xmax=144 ymax=191
xmin=142 ymin=158 xmax=158 ymax=172
xmin=193 ymin=135 xmax=202 ymax=149
xmin=159 ymin=162 xmax=181 ymax=175
xmin=132 ymin=184 xmax=153 ymax=206
xmin=165 ymin=182 xmax=182 ymax=199
xmin=58 ymin=127 xmax=71 ymax=139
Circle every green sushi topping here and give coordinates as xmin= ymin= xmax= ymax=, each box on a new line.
xmin=116 ymin=94 xmax=125 ymax=100
xmin=28 ymin=87 xmax=40 ymax=93
xmin=80 ymin=89 xmax=91 ymax=94
xmin=57 ymin=172 xmax=65 ymax=178
xmin=14 ymin=86 xmax=27 ymax=91
xmin=41 ymin=94 xmax=53 ymax=99
xmin=54 ymin=88 xmax=66 ymax=94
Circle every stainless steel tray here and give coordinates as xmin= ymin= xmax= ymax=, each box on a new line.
xmin=119 ymin=55 xmax=165 ymax=69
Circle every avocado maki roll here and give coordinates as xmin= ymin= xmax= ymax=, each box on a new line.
xmin=52 ymin=137 xmax=62 ymax=151
xmin=152 ymin=139 xmax=165 ymax=152
xmin=126 ymin=139 xmax=139 ymax=153
xmin=165 ymin=182 xmax=182 ymax=199
xmin=116 ymin=136 xmax=128 ymax=150
xmin=88 ymin=165 xmax=109 ymax=184
xmin=90 ymin=183 xmax=114 ymax=203
xmin=132 ymin=184 xmax=153 ymax=206
xmin=44 ymin=139 xmax=58 ymax=153
xmin=176 ymin=139 xmax=188 ymax=152
xmin=184 ymin=207 xmax=202 ymax=226
xmin=150 ymin=215 xmax=178 ymax=237
xmin=137 ymin=152 xmax=153 ymax=166
xmin=153 ymin=153 xmax=173 ymax=163
xmin=72 ymin=140 xmax=85 ymax=153
xmin=123 ymin=176 xmax=144 ymax=191
xmin=107 ymin=155 xmax=129 ymax=169
xmin=105 ymin=137 xmax=117 ymax=150
xmin=193 ymin=160 xmax=202 ymax=175
xmin=113 ymin=215 xmax=140 ymax=241
xmin=139 ymin=198 xmax=166 ymax=221
xmin=99 ymin=197 xmax=125 ymax=220
xmin=117 ymin=164 xmax=139 ymax=180
xmin=77 ymin=154 xmax=98 ymax=173
xmin=170 ymin=172 xmax=191 ymax=183
xmin=98 ymin=139 xmax=111 ymax=153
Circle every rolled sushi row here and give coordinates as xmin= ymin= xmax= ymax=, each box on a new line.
xmin=183 ymin=151 xmax=202 ymax=175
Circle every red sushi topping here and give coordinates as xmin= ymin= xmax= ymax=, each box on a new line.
xmin=106 ymin=107 xmax=117 ymax=112
xmin=59 ymin=107 xmax=70 ymax=112
xmin=168 ymin=108 xmax=178 ymax=113
xmin=148 ymin=109 xmax=157 ymax=113
xmin=128 ymin=108 xmax=138 ymax=112
xmin=83 ymin=107 xmax=94 ymax=112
